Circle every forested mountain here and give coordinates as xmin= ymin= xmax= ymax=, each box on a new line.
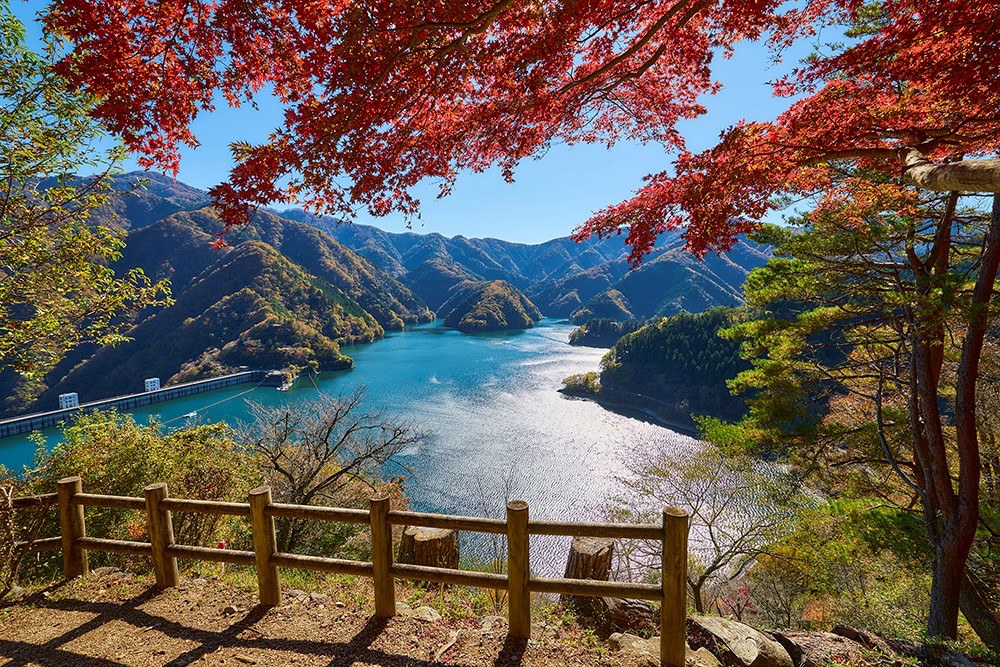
xmin=95 ymin=175 xmax=767 ymax=327
xmin=568 ymin=319 xmax=644 ymax=347
xmin=286 ymin=210 xmax=769 ymax=321
xmin=1 ymin=172 xmax=767 ymax=416
xmin=402 ymin=258 xmax=480 ymax=311
xmin=437 ymin=280 xmax=542 ymax=332
xmin=563 ymin=308 xmax=751 ymax=425
xmin=152 ymin=207 xmax=433 ymax=330
xmin=29 ymin=238 xmax=361 ymax=409
xmin=0 ymin=176 xmax=432 ymax=416
xmin=600 ymin=308 xmax=750 ymax=422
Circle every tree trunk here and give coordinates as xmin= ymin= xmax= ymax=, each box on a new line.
xmin=961 ymin=570 xmax=1000 ymax=652
xmin=562 ymin=536 xmax=614 ymax=611
xmin=929 ymin=535 xmax=966 ymax=638
xmin=901 ymin=149 xmax=1000 ymax=193
xmin=563 ymin=536 xmax=614 ymax=580
xmin=397 ymin=526 xmax=459 ymax=569
xmin=690 ymin=579 xmax=705 ymax=614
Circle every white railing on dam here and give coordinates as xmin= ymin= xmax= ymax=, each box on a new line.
xmin=0 ymin=371 xmax=272 ymax=439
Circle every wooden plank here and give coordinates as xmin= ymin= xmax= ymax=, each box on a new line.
xmin=506 ymin=499 xmax=530 ymax=639
xmin=73 ymin=493 xmax=146 ymax=511
xmin=528 ymin=577 xmax=662 ymax=601
xmin=76 ymin=537 xmax=152 ymax=557
xmin=159 ymin=497 xmax=251 ymax=517
xmin=57 ymin=477 xmax=87 ymax=577
xmin=249 ymin=486 xmax=282 ymax=606
xmin=271 ymin=552 xmax=374 ymax=576
xmin=391 ymin=563 xmax=508 ymax=590
xmin=266 ymin=503 xmax=368 ymax=524
xmin=660 ymin=507 xmax=689 ymax=667
xmin=370 ymin=494 xmax=396 ymax=618
xmin=145 ymin=483 xmax=179 ymax=588
xmin=387 ymin=509 xmax=506 ymax=534
xmin=166 ymin=544 xmax=256 ymax=566
xmin=15 ymin=536 xmax=61 ymax=552
xmin=528 ymin=520 xmax=661 ymax=540
xmin=12 ymin=493 xmax=57 ymax=509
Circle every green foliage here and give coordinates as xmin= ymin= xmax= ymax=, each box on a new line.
xmin=7 ymin=397 xmax=414 ymax=585
xmin=599 ymin=308 xmax=750 ymax=421
xmin=567 ymin=318 xmax=643 ymax=347
xmin=439 ymin=280 xmax=541 ymax=332
xmin=560 ymin=371 xmax=601 ymax=396
xmin=0 ymin=9 xmax=168 ymax=403
xmin=16 ymin=411 xmax=259 ymax=577
xmin=749 ymin=499 xmax=933 ymax=639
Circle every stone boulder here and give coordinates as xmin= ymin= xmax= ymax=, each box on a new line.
xmin=580 ymin=596 xmax=656 ymax=633
xmin=769 ymin=630 xmax=866 ymax=667
xmin=609 ymin=632 xmax=658 ymax=656
xmin=607 ymin=633 xmax=723 ymax=667
xmin=688 ymin=616 xmax=793 ymax=667
xmin=688 ymin=646 xmax=724 ymax=667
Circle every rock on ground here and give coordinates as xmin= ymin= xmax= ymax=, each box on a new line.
xmin=607 ymin=632 xmax=723 ymax=667
xmin=687 ymin=616 xmax=793 ymax=667
xmin=769 ymin=630 xmax=866 ymax=667
xmin=399 ymin=605 xmax=441 ymax=622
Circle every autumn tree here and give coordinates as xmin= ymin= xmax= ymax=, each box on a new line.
xmin=713 ymin=182 xmax=999 ymax=643
xmin=40 ymin=0 xmax=1000 ymax=637
xmin=610 ymin=446 xmax=805 ymax=614
xmin=238 ymin=390 xmax=422 ymax=552
xmin=0 ymin=5 xmax=168 ymax=407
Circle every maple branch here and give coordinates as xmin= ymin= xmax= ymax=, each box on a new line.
xmin=558 ymin=0 xmax=710 ymax=94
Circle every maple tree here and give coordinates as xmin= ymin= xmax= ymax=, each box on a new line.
xmin=39 ymin=0 xmax=1000 ymax=639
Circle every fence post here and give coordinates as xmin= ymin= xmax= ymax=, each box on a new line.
xmin=249 ymin=486 xmax=282 ymax=606
xmin=370 ymin=494 xmax=396 ymax=617
xmin=506 ymin=499 xmax=530 ymax=639
xmin=144 ymin=482 xmax=179 ymax=588
xmin=56 ymin=476 xmax=87 ymax=578
xmin=660 ymin=507 xmax=689 ymax=667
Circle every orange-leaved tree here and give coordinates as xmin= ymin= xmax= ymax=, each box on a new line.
xmin=42 ymin=0 xmax=1000 ymax=638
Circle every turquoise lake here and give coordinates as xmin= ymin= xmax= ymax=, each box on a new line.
xmin=0 ymin=319 xmax=698 ymax=568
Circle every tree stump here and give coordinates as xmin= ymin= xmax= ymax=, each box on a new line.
xmin=561 ymin=536 xmax=614 ymax=610
xmin=397 ymin=526 xmax=459 ymax=569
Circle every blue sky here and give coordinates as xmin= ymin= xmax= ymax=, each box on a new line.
xmin=14 ymin=1 xmax=814 ymax=244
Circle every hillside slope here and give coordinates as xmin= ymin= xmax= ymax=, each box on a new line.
xmin=289 ymin=210 xmax=767 ymax=321
xmin=438 ymin=280 xmax=542 ymax=332
xmin=2 ymin=180 xmax=432 ymax=416
xmin=30 ymin=238 xmax=366 ymax=408
xmin=569 ymin=242 xmax=769 ymax=323
xmin=161 ymin=207 xmax=433 ymax=329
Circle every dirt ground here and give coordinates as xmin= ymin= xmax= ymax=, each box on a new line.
xmin=0 ymin=571 xmax=652 ymax=666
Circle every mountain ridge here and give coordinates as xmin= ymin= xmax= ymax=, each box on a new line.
xmin=0 ymin=173 xmax=768 ymax=416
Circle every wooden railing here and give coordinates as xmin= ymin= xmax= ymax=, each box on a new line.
xmin=12 ymin=476 xmax=690 ymax=667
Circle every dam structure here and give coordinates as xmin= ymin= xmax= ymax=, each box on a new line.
xmin=0 ymin=370 xmax=283 ymax=439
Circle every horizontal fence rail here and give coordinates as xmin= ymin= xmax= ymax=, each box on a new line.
xmin=10 ymin=476 xmax=690 ymax=667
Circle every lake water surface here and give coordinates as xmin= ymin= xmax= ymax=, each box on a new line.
xmin=0 ymin=319 xmax=699 ymax=566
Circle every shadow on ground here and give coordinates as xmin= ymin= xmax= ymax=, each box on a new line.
xmin=0 ymin=578 xmax=540 ymax=667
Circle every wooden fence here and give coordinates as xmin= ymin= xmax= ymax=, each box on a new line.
xmin=12 ymin=476 xmax=690 ymax=667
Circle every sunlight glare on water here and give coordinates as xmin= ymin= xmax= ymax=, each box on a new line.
xmin=0 ymin=319 xmax=700 ymax=572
